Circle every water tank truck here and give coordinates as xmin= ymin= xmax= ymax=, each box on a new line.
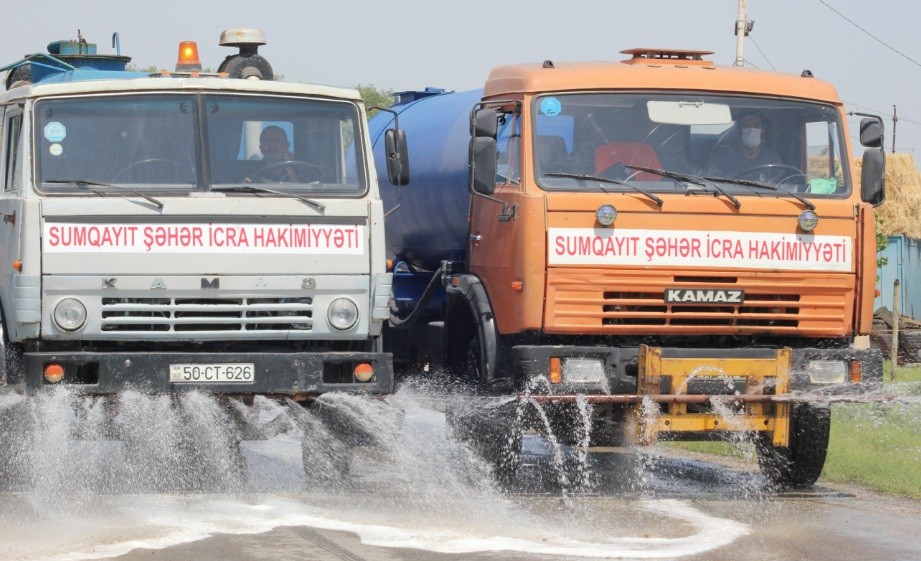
xmin=371 ymin=49 xmax=886 ymax=488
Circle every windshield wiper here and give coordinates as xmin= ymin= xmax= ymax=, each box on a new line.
xmin=46 ymin=179 xmax=164 ymax=209
xmin=543 ymin=172 xmax=663 ymax=207
xmin=625 ymin=164 xmax=741 ymax=210
xmin=212 ymin=185 xmax=325 ymax=212
xmin=701 ymin=175 xmax=815 ymax=211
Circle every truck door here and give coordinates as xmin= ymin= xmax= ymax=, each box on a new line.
xmin=0 ymin=107 xmax=25 ymax=329
xmin=468 ymin=110 xmax=520 ymax=273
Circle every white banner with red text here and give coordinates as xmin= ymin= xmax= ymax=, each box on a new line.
xmin=43 ymin=223 xmax=365 ymax=254
xmin=548 ymin=228 xmax=852 ymax=271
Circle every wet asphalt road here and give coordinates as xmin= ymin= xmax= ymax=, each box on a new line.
xmin=2 ymin=387 xmax=920 ymax=561
xmin=102 ymin=467 xmax=921 ymax=561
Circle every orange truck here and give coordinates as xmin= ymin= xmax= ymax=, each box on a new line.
xmin=370 ymin=49 xmax=885 ymax=487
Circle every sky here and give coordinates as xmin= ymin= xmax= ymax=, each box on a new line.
xmin=4 ymin=0 xmax=921 ymax=160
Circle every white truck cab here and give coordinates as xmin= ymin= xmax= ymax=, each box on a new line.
xmin=0 ymin=31 xmax=398 ymax=401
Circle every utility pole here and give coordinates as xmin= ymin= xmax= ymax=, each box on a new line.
xmin=734 ymin=0 xmax=755 ymax=67
xmin=892 ymin=104 xmax=898 ymax=153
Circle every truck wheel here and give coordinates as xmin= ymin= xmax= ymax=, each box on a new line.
xmin=463 ymin=332 xmax=485 ymax=384
xmin=4 ymin=65 xmax=30 ymax=89
xmin=298 ymin=408 xmax=353 ymax=487
xmin=446 ymin=398 xmax=522 ymax=487
xmin=0 ymin=311 xmax=25 ymax=386
xmin=0 ymin=400 xmax=33 ymax=490
xmin=480 ymin=417 xmax=522 ymax=487
xmin=756 ymin=403 xmax=831 ymax=489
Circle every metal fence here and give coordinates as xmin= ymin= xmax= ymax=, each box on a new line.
xmin=875 ymin=235 xmax=921 ymax=320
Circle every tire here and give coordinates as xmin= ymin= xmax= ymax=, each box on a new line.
xmin=446 ymin=397 xmax=522 ymax=487
xmin=463 ymin=333 xmax=485 ymax=385
xmin=123 ymin=406 xmax=248 ymax=493
xmin=217 ymin=54 xmax=274 ymax=80
xmin=0 ymin=310 xmax=25 ymax=387
xmin=756 ymin=403 xmax=831 ymax=489
xmin=5 ymin=65 xmax=30 ymax=89
xmin=0 ymin=401 xmax=33 ymax=491
xmin=0 ymin=313 xmax=29 ymax=491
xmin=298 ymin=408 xmax=353 ymax=487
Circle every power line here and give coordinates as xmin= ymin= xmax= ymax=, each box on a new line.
xmin=845 ymin=101 xmax=921 ymax=127
xmin=747 ymin=35 xmax=775 ymax=70
xmin=817 ymin=0 xmax=921 ymax=69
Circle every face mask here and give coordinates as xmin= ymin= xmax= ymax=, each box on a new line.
xmin=741 ymin=127 xmax=761 ymax=149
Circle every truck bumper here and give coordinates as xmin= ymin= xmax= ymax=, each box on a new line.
xmin=512 ymin=344 xmax=883 ymax=394
xmin=512 ymin=344 xmax=883 ymax=446
xmin=22 ymin=350 xmax=394 ymax=398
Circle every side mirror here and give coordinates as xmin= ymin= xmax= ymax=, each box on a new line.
xmin=859 ymin=118 xmax=883 ymax=148
xmin=469 ymin=137 xmax=497 ymax=195
xmin=472 ymin=107 xmax=498 ymax=139
xmin=384 ymin=128 xmax=410 ymax=186
xmin=861 ymin=147 xmax=885 ymax=206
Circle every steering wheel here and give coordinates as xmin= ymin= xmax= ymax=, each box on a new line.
xmin=113 ymin=158 xmax=185 ymax=182
xmin=250 ymin=161 xmax=321 ymax=184
xmin=736 ymin=163 xmax=805 ymax=183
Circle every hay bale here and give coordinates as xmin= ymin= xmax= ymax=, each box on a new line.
xmin=859 ymin=153 xmax=921 ymax=239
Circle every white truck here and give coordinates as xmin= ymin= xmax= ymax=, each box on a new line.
xmin=0 ymin=30 xmax=406 ymax=486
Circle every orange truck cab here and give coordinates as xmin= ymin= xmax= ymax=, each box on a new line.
xmin=371 ymin=49 xmax=886 ymax=488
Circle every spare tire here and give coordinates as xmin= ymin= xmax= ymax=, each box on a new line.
xmin=217 ymin=54 xmax=274 ymax=80
xmin=5 ymin=65 xmax=31 ymax=89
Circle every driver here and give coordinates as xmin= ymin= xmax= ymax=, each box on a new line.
xmin=706 ymin=113 xmax=781 ymax=180
xmin=249 ymin=125 xmax=299 ymax=182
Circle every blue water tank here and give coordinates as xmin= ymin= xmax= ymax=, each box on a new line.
xmin=369 ymin=88 xmax=482 ymax=271
xmin=17 ymin=37 xmax=132 ymax=84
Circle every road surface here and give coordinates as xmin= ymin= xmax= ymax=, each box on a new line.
xmin=1 ymin=386 xmax=919 ymax=561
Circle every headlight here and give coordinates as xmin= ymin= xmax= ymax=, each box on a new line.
xmin=328 ymin=298 xmax=359 ymax=330
xmin=807 ymin=360 xmax=846 ymax=385
xmin=54 ymin=298 xmax=87 ymax=331
xmin=563 ymin=358 xmax=606 ymax=384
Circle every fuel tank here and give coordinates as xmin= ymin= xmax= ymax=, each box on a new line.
xmin=369 ymin=88 xmax=481 ymax=271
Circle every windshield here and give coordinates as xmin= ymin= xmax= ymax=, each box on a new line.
xmin=35 ymin=93 xmax=366 ymax=196
xmin=532 ymin=92 xmax=849 ymax=197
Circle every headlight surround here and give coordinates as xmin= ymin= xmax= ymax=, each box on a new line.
xmin=328 ymin=298 xmax=359 ymax=330
xmin=53 ymin=298 xmax=87 ymax=331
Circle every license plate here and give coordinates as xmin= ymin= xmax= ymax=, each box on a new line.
xmin=169 ymin=363 xmax=255 ymax=384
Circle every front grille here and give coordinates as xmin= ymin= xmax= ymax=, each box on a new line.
xmin=602 ymin=291 xmax=800 ymax=327
xmin=101 ymin=297 xmax=313 ymax=332
xmin=546 ymin=270 xmax=852 ymax=335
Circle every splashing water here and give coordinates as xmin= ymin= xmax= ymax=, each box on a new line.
xmin=0 ymin=381 xmax=762 ymax=561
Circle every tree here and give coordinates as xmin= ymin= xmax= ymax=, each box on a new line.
xmin=355 ymin=84 xmax=394 ymax=117
xmin=125 ymin=64 xmax=160 ymax=74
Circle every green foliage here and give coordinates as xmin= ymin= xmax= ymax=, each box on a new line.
xmin=355 ymin=84 xmax=394 ymax=118
xmin=664 ymin=365 xmax=921 ymax=496
xmin=125 ymin=64 xmax=215 ymax=74
xmin=125 ymin=63 xmax=160 ymax=74
xmin=876 ymin=213 xmax=889 ymax=269
xmin=824 ymin=401 xmax=921 ymax=498
xmin=884 ymin=362 xmax=921 ymax=384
